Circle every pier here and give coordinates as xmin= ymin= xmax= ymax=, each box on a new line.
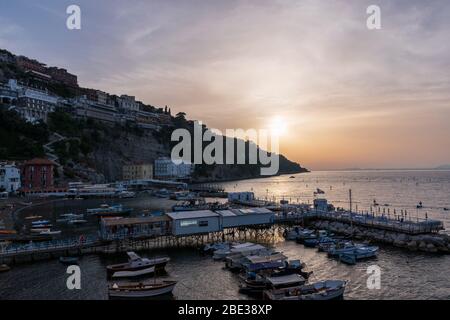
xmin=0 ymin=206 xmax=446 ymax=264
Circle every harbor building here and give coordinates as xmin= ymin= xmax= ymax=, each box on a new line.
xmin=154 ymin=157 xmax=194 ymax=180
xmin=20 ymin=158 xmax=56 ymax=193
xmin=16 ymin=86 xmax=58 ymax=123
xmin=0 ymin=162 xmax=21 ymax=193
xmin=100 ymin=216 xmax=171 ymax=240
xmin=216 ymin=208 xmax=274 ymax=228
xmin=122 ymin=163 xmax=153 ymax=181
xmin=166 ymin=210 xmax=221 ymax=236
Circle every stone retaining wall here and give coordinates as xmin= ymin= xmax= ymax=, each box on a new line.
xmin=310 ymin=220 xmax=450 ymax=253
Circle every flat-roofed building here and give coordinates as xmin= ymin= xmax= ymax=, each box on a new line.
xmin=122 ymin=163 xmax=153 ymax=181
xmin=166 ymin=210 xmax=220 ymax=236
xmin=100 ymin=215 xmax=171 ymax=240
xmin=216 ymin=208 xmax=274 ymax=228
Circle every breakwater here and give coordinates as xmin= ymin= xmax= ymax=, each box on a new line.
xmin=310 ymin=220 xmax=450 ymax=253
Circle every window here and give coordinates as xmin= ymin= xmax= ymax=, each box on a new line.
xmin=198 ymin=221 xmax=209 ymax=227
xmin=180 ymin=220 xmax=197 ymax=227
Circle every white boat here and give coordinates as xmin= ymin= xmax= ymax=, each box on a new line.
xmin=32 ymin=220 xmax=50 ymax=225
xmin=106 ymin=252 xmax=170 ymax=278
xmin=108 ymin=281 xmax=177 ymax=299
xmin=39 ymin=230 xmax=62 ymax=236
xmin=31 ymin=228 xmax=50 ymax=233
xmin=112 ymin=266 xmax=155 ymax=279
xmin=60 ymin=213 xmax=84 ymax=219
xmin=264 ymin=280 xmax=347 ymax=300
xmin=213 ymin=243 xmax=268 ymax=260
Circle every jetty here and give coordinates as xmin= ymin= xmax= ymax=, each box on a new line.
xmin=0 ymin=198 xmax=447 ymax=264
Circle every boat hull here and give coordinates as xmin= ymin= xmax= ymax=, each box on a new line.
xmin=108 ymin=282 xmax=176 ymax=299
xmin=112 ymin=266 xmax=155 ymax=278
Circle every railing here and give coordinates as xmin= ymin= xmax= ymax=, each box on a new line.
xmin=274 ymin=209 xmax=444 ymax=234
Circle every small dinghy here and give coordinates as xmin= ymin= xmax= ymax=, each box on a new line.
xmin=0 ymin=264 xmax=11 ymax=272
xmin=59 ymin=256 xmax=79 ymax=265
xmin=264 ymin=280 xmax=347 ymax=301
xmin=108 ymin=280 xmax=177 ymax=299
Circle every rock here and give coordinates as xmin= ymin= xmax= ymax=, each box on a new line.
xmin=425 ymin=243 xmax=437 ymax=253
xmin=393 ymin=240 xmax=406 ymax=247
xmin=407 ymin=241 xmax=417 ymax=251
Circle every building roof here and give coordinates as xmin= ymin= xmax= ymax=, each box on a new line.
xmin=102 ymin=215 xmax=170 ymax=227
xmin=216 ymin=208 xmax=273 ymax=217
xmin=23 ymin=158 xmax=57 ymax=166
xmin=166 ymin=210 xmax=219 ymax=220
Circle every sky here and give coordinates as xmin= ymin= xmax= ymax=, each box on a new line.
xmin=1 ymin=0 xmax=450 ymax=170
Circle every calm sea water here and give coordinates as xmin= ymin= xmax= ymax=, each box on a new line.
xmin=1 ymin=170 xmax=450 ymax=300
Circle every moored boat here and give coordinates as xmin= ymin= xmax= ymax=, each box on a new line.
xmin=87 ymin=204 xmax=133 ymax=217
xmin=264 ymin=280 xmax=347 ymax=301
xmin=106 ymin=252 xmax=170 ymax=278
xmin=59 ymin=256 xmax=79 ymax=265
xmin=108 ymin=280 xmax=177 ymax=299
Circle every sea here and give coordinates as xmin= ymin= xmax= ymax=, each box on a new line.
xmin=1 ymin=170 xmax=450 ymax=300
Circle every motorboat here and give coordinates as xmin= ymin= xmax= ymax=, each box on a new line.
xmin=339 ymin=254 xmax=356 ymax=265
xmin=60 ymin=213 xmax=84 ymax=219
xmin=108 ymin=281 xmax=177 ymax=299
xmin=24 ymin=215 xmax=43 ymax=220
xmin=68 ymin=219 xmax=88 ymax=225
xmin=0 ymin=264 xmax=11 ymax=272
xmin=154 ymin=189 xmax=170 ymax=198
xmin=106 ymin=252 xmax=170 ymax=278
xmin=59 ymin=256 xmax=79 ymax=265
xmin=328 ymin=242 xmax=378 ymax=260
xmin=264 ymin=280 xmax=347 ymax=301
xmin=284 ymin=226 xmax=302 ymax=241
xmin=226 ymin=253 xmax=287 ymax=273
xmin=172 ymin=198 xmax=209 ymax=212
xmin=239 ymin=273 xmax=306 ymax=296
xmin=304 ymin=236 xmax=335 ymax=248
xmin=31 ymin=220 xmax=50 ymax=225
xmin=39 ymin=230 xmax=62 ymax=236
xmin=112 ymin=265 xmax=155 ymax=279
xmin=213 ymin=243 xmax=270 ymax=261
xmin=87 ymin=204 xmax=133 ymax=217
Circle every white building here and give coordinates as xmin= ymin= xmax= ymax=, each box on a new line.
xmin=0 ymin=163 xmax=21 ymax=193
xmin=118 ymin=95 xmax=140 ymax=112
xmin=154 ymin=157 xmax=194 ymax=180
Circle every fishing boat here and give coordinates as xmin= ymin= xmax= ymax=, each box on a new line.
xmin=112 ymin=266 xmax=155 ymax=279
xmin=24 ymin=215 xmax=43 ymax=220
xmin=172 ymin=198 xmax=209 ymax=212
xmin=284 ymin=226 xmax=302 ymax=241
xmin=154 ymin=189 xmax=170 ymax=198
xmin=264 ymin=280 xmax=347 ymax=301
xmin=295 ymin=229 xmax=316 ymax=244
xmin=106 ymin=252 xmax=170 ymax=278
xmin=59 ymin=256 xmax=79 ymax=265
xmin=31 ymin=220 xmax=50 ymax=225
xmin=213 ymin=243 xmax=270 ymax=261
xmin=226 ymin=253 xmax=287 ymax=273
xmin=108 ymin=280 xmax=177 ymax=299
xmin=67 ymin=219 xmax=88 ymax=225
xmin=87 ymin=204 xmax=133 ymax=217
xmin=304 ymin=235 xmax=335 ymax=248
xmin=30 ymin=228 xmax=51 ymax=234
xmin=328 ymin=242 xmax=378 ymax=260
xmin=31 ymin=224 xmax=53 ymax=229
xmin=239 ymin=273 xmax=306 ymax=296
xmin=339 ymin=254 xmax=356 ymax=265
xmin=39 ymin=230 xmax=62 ymax=236
xmin=0 ymin=264 xmax=11 ymax=273
xmin=60 ymin=213 xmax=84 ymax=219
xmin=0 ymin=229 xmax=17 ymax=235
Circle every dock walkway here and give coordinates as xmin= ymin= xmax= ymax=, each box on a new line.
xmin=1 ymin=209 xmax=445 ymax=261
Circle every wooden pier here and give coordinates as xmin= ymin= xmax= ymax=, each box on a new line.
xmin=0 ymin=208 xmax=445 ymax=264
